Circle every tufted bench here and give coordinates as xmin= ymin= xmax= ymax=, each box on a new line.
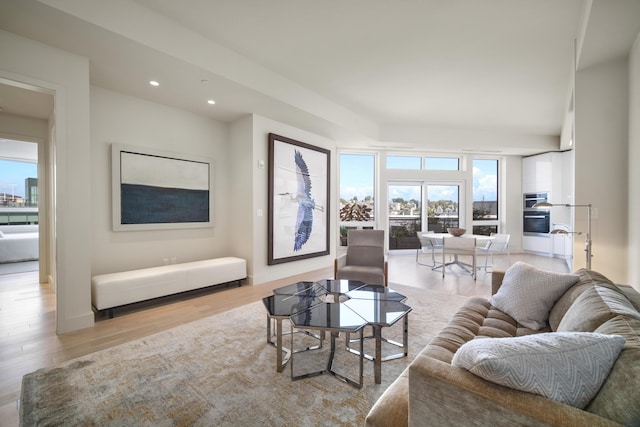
xmin=91 ymin=257 xmax=246 ymax=317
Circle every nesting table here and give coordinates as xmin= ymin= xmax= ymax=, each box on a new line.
xmin=263 ymin=279 xmax=411 ymax=388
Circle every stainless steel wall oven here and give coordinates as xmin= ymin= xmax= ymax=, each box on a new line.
xmin=523 ymin=210 xmax=551 ymax=235
xmin=523 ymin=192 xmax=548 ymax=209
xmin=523 ymin=193 xmax=550 ymax=235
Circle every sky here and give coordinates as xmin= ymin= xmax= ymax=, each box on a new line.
xmin=340 ymin=154 xmax=497 ymax=203
xmin=0 ymin=159 xmax=37 ymax=198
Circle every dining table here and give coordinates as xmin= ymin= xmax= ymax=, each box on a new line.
xmin=419 ymin=232 xmax=495 ymax=276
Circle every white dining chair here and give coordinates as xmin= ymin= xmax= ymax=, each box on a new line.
xmin=416 ymin=231 xmax=443 ymax=268
xmin=476 ymin=233 xmax=510 ymax=272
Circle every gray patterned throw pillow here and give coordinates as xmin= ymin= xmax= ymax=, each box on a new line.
xmin=452 ymin=332 xmax=625 ymax=408
xmin=489 ymin=262 xmax=580 ymax=330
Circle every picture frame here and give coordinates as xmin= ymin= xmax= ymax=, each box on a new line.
xmin=111 ymin=143 xmax=214 ymax=231
xmin=268 ymin=133 xmax=330 ymax=265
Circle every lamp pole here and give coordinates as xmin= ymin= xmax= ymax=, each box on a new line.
xmin=569 ymin=203 xmax=592 ymax=270
xmin=533 ymin=202 xmax=593 ymax=270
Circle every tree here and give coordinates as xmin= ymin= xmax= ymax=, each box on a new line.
xmin=340 ymin=200 xmax=372 ymax=221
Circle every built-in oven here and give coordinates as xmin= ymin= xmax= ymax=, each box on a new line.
xmin=523 ymin=192 xmax=550 ymax=235
xmin=523 ymin=210 xmax=551 ymax=235
xmin=523 ymin=192 xmax=548 ymax=209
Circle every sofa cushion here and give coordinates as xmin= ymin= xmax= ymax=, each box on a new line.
xmin=452 ymin=332 xmax=625 ymax=409
xmin=548 ymin=269 xmax=616 ymax=330
xmin=586 ymin=316 xmax=640 ymax=425
xmin=489 ymin=262 xmax=579 ymax=330
xmin=557 ymin=285 xmax=640 ymax=332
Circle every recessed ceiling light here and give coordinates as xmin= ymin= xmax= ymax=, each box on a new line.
xmin=149 ymin=80 xmax=159 ymax=87
xmin=207 ymin=100 xmax=216 ymax=105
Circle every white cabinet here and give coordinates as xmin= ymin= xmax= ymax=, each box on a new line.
xmin=522 ymin=151 xmax=573 ymax=256
xmin=522 ymin=235 xmax=552 ymax=254
xmin=522 ymin=153 xmax=553 ymax=194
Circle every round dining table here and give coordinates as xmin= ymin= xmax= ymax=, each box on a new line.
xmin=419 ymin=232 xmax=495 ymax=277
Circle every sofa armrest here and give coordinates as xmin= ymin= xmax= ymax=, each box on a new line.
xmin=408 ymin=354 xmax=621 ymax=427
xmin=491 ymin=270 xmax=506 ymax=295
xmin=334 ymin=254 xmax=347 ymax=279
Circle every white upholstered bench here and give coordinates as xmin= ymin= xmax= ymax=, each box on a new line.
xmin=91 ymin=257 xmax=247 ymax=317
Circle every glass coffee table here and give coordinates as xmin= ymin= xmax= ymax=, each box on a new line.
xmin=263 ymin=279 xmax=412 ymax=388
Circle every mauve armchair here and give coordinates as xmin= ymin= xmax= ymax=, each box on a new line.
xmin=334 ymin=229 xmax=388 ymax=286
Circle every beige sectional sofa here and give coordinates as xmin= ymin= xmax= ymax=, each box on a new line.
xmin=366 ymin=264 xmax=640 ymax=426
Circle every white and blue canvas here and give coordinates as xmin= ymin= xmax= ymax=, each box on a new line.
xmin=120 ymin=151 xmax=210 ymax=224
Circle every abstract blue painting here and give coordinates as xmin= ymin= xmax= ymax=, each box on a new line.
xmin=112 ymin=144 xmax=213 ymax=231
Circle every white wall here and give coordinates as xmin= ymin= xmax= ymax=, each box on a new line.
xmin=629 ymin=32 xmax=640 ymax=288
xmin=0 ymin=29 xmax=93 ymax=333
xmin=90 ymin=86 xmax=232 ymax=274
xmin=229 ymin=115 xmax=255 ymax=281
xmin=575 ymin=58 xmax=629 ymax=282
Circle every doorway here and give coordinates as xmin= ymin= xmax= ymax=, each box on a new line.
xmin=0 ymin=139 xmax=40 ymax=274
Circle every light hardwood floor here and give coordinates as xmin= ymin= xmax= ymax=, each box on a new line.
xmin=0 ymin=252 xmax=568 ymax=426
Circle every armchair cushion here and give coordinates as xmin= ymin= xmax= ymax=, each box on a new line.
xmin=452 ymin=332 xmax=625 ymax=408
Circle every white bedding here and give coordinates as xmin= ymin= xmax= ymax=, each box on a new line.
xmin=0 ymin=232 xmax=39 ymax=263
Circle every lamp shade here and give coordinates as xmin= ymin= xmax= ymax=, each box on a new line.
xmin=532 ymin=201 xmax=553 ymax=208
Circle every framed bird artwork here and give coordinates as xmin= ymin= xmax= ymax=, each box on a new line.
xmin=268 ymin=133 xmax=330 ymax=265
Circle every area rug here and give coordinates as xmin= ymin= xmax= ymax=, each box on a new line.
xmin=19 ymin=285 xmax=468 ymax=426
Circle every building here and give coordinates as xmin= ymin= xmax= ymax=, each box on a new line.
xmin=0 ymin=1 xmax=638 ymax=334
xmin=24 ymin=177 xmax=38 ymax=207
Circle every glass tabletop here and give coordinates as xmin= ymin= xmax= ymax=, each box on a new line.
xmin=315 ymin=279 xmax=368 ymax=295
xmin=267 ymin=279 xmax=411 ymax=330
xmin=342 ymin=299 xmax=412 ymax=327
xmin=273 ymin=281 xmax=328 ymax=297
xmin=289 ymin=300 xmax=368 ymax=332
xmin=345 ymin=285 xmax=407 ymax=302
xmin=262 ymin=293 xmax=322 ymax=317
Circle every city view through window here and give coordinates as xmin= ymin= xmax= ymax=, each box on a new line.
xmin=0 ymin=158 xmax=38 ymax=225
xmin=340 ymin=154 xmax=498 ymax=248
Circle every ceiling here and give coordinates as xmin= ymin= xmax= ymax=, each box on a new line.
xmin=0 ymin=0 xmax=639 ymax=155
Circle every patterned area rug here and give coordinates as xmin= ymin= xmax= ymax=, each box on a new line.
xmin=19 ymin=284 xmax=468 ymax=426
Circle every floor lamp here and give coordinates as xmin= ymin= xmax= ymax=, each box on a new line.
xmin=533 ymin=202 xmax=593 ymax=270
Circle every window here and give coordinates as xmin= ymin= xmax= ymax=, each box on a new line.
xmin=424 ymin=157 xmax=459 ymax=171
xmin=339 ymin=153 xmax=375 ymax=230
xmin=472 ymin=159 xmax=498 ymax=235
xmin=386 ymin=155 xmax=421 ymax=169
xmin=427 ymin=184 xmax=461 ymax=232
xmin=388 ymin=184 xmax=421 ymax=249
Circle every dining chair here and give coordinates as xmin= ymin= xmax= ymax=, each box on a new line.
xmin=442 ymin=236 xmax=476 ymax=280
xmin=415 ymin=231 xmax=443 ymax=268
xmin=476 ymin=233 xmax=510 ymax=272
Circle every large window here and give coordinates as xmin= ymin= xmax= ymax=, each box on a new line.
xmin=388 ymin=184 xmax=421 ymax=249
xmin=386 ymin=155 xmax=421 ymax=169
xmin=472 ymin=159 xmax=498 ymax=235
xmin=0 ymin=149 xmax=39 ymax=225
xmin=339 ymin=154 xmax=375 ymax=242
xmin=424 ymin=157 xmax=459 ymax=171
xmin=427 ymin=184 xmax=461 ymax=232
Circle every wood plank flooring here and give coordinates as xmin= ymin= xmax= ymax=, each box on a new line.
xmin=0 ymin=252 xmax=568 ymax=426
